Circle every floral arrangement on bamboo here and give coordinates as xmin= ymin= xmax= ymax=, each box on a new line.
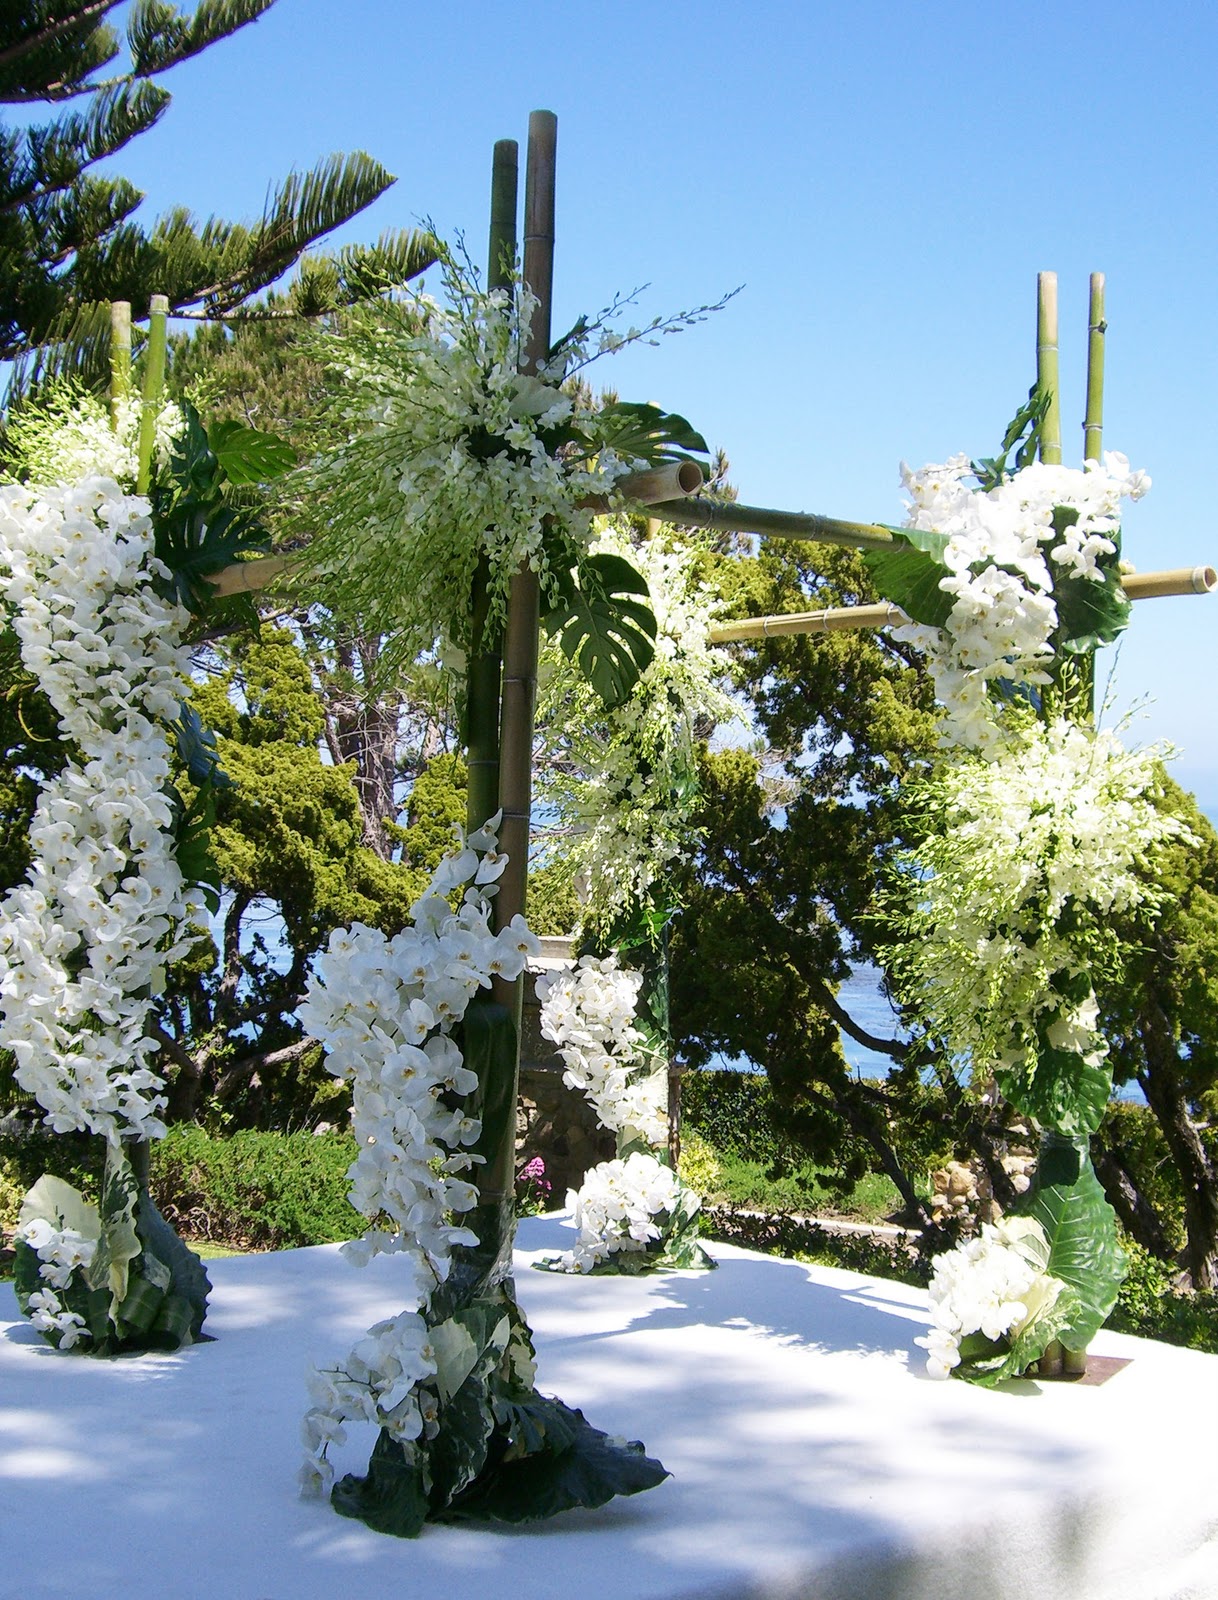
xmin=298 ymin=820 xmax=668 ymax=1531
xmin=299 ymin=249 xmax=720 ymax=683
xmin=0 ymin=374 xmax=293 ymax=1355
xmin=870 ymin=396 xmax=1187 ymax=1383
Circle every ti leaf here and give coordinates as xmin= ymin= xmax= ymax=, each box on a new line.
xmin=542 ymin=552 xmax=657 ymax=710
xmin=86 ymin=1143 xmax=141 ymax=1309
xmin=332 ymin=1429 xmax=431 ymax=1539
xmin=595 ymin=400 xmax=709 ymax=467
xmin=972 ymin=386 xmax=1050 ymax=490
xmin=438 ymin=1398 xmax=669 ymax=1526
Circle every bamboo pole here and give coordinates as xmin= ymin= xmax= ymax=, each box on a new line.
xmin=204 ymin=461 xmax=705 ymax=601
xmin=481 ymin=111 xmax=556 ymax=1225
xmin=706 ymin=566 xmax=1216 ymax=645
xmin=135 ymin=295 xmax=168 ymax=494
xmin=109 ymin=302 xmax=131 ymax=432
xmin=1083 ymin=273 xmax=1106 ymax=462
xmin=466 ymin=140 xmax=519 ymax=837
xmin=1037 ymin=272 xmax=1063 ymax=465
xmin=645 ymin=496 xmax=896 ymax=552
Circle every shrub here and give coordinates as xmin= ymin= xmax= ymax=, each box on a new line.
xmin=150 ymin=1126 xmax=361 ymax=1250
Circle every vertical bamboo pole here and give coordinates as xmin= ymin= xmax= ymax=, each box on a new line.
xmin=109 ymin=302 xmax=132 ymax=432
xmin=1083 ymin=272 xmax=1105 ymax=463
xmin=135 ymin=294 xmax=169 ymax=494
xmin=1037 ymin=272 xmax=1062 ymax=465
xmin=466 ymin=141 xmax=518 ymax=835
xmin=493 ymin=108 xmax=555 ymax=1006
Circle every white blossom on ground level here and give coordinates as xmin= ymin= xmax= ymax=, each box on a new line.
xmin=557 ymin=1152 xmax=689 ymax=1273
xmin=297 ymin=814 xmax=540 ymax=1494
xmin=0 ymin=477 xmax=203 ymax=1143
xmin=893 ymin=452 xmax=1150 ymax=750
xmin=916 ymin=1216 xmax=1066 ymax=1378
xmin=537 ymin=954 xmax=668 ymax=1148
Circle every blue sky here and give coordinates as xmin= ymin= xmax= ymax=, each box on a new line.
xmin=80 ymin=0 xmax=1218 ymax=811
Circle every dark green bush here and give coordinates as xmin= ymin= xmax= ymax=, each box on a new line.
xmin=680 ymin=1068 xmax=803 ymax=1168
xmin=149 ymin=1125 xmax=361 ymax=1250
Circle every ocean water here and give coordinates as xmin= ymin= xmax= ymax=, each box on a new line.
xmin=706 ymin=961 xmax=1147 ymax=1103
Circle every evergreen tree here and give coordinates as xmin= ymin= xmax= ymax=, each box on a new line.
xmin=1 ymin=0 xmax=435 ymax=385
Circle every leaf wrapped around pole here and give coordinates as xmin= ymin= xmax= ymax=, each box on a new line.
xmin=108 ymin=301 xmax=131 ymax=431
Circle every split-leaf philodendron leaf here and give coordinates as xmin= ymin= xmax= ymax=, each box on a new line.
xmin=543 ymin=552 xmax=657 ymax=710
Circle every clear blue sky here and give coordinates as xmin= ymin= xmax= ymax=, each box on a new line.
xmin=88 ymin=0 xmax=1218 ymax=811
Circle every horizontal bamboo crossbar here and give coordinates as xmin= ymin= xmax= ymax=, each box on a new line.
xmin=206 ymin=460 xmax=705 ymax=600
xmin=707 ymin=565 xmax=1217 ymax=644
xmin=648 ymin=496 xmax=897 ymax=552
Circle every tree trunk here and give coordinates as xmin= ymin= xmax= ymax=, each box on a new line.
xmin=1137 ymin=1000 xmax=1218 ymax=1289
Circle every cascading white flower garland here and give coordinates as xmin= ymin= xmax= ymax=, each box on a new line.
xmin=893 ymin=452 xmax=1150 ymax=751
xmin=537 ymin=954 xmax=708 ymax=1274
xmin=0 ymin=477 xmax=203 ymax=1144
xmin=298 ymin=813 xmax=541 ymax=1495
xmin=537 ymin=955 xmax=668 ymax=1147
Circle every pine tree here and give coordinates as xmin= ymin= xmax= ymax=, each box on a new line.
xmin=1 ymin=1 xmax=435 ymax=384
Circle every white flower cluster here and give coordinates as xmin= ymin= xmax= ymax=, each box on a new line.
xmin=0 ymin=479 xmax=203 ymax=1143
xmin=916 ymin=1216 xmax=1066 ymax=1378
xmin=537 ymin=525 xmax=737 ymax=926
xmin=15 ymin=1218 xmax=97 ymax=1349
xmin=310 ymin=274 xmax=634 ymax=665
xmin=4 ymin=389 xmax=182 ymax=494
xmin=558 ymin=1151 xmax=687 ymax=1273
xmin=894 ymin=452 xmax=1149 ymax=749
xmin=538 ymin=954 xmax=668 ymax=1147
xmin=298 ymin=816 xmax=540 ymax=1495
xmin=896 ymin=717 xmax=1184 ymax=1081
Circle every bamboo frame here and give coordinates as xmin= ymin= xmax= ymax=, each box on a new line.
xmin=706 ymin=566 xmax=1217 ymax=645
xmin=645 ymin=495 xmax=896 ymax=552
xmin=1083 ymin=273 xmax=1105 ymax=462
xmin=466 ymin=138 xmax=519 ymax=838
xmin=109 ymin=301 xmax=131 ymax=431
xmin=1038 ymin=272 xmax=1063 ymax=465
xmin=135 ymin=294 xmax=168 ymax=494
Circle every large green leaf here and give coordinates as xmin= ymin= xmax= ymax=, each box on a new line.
xmin=332 ymin=1430 xmax=431 ymax=1539
xmin=86 ymin=1143 xmax=141 ymax=1308
xmin=208 ymin=419 xmax=297 ymax=485
xmin=137 ymin=1189 xmax=211 ymax=1341
xmin=862 ymin=528 xmax=954 ymax=630
xmin=542 ymin=552 xmax=657 ymax=710
xmin=996 ymin=1044 xmax=1112 ymax=1139
xmin=594 ymin=400 xmax=709 ymax=467
xmin=438 ymin=1398 xmax=669 ymax=1525
xmin=1027 ymin=1139 xmax=1128 ymax=1351
xmin=1053 ymin=564 xmax=1132 ymax=654
xmin=953 ymin=1284 xmax=1082 ymax=1388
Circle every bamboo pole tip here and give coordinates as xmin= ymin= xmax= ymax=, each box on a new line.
xmin=149 ymin=294 xmax=169 ymax=314
xmin=1195 ymin=566 xmax=1217 ymax=594
xmin=675 ymin=460 xmax=704 ymax=495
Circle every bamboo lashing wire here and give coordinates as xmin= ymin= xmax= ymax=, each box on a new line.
xmin=707 ymin=566 xmax=1217 ymax=645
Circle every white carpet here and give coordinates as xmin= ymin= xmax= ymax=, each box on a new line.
xmin=2 ymin=1214 xmax=1216 ymax=1600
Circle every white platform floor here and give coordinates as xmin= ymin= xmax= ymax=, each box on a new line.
xmin=2 ymin=1214 xmax=1216 ymax=1600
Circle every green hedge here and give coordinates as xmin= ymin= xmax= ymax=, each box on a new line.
xmin=1 ymin=1123 xmax=361 ymax=1251
xmin=680 ymin=1067 xmax=803 ymax=1168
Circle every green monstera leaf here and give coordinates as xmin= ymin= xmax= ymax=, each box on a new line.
xmin=542 ymin=551 xmax=657 ymax=710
